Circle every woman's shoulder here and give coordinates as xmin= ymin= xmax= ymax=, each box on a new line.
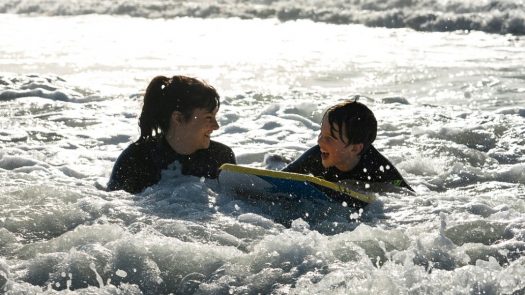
xmin=107 ymin=137 xmax=161 ymax=193
xmin=208 ymin=140 xmax=234 ymax=154
xmin=116 ymin=137 xmax=159 ymax=162
xmin=199 ymin=140 xmax=236 ymax=164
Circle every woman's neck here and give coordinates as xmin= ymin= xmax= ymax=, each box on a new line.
xmin=164 ymin=132 xmax=194 ymax=155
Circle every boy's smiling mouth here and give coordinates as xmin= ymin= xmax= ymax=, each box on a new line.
xmin=320 ymin=150 xmax=329 ymax=160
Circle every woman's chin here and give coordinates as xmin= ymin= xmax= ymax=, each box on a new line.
xmin=202 ymin=138 xmax=211 ymax=148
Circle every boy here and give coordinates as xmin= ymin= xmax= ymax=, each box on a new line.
xmin=282 ymin=99 xmax=412 ymax=191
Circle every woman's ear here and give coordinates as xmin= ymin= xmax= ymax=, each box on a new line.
xmin=171 ymin=111 xmax=184 ymax=127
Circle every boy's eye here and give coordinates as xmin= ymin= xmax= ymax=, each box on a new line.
xmin=318 ymin=134 xmax=334 ymax=142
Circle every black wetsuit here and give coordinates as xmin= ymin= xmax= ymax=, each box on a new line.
xmin=107 ymin=136 xmax=236 ymax=193
xmin=283 ymin=145 xmax=412 ymax=191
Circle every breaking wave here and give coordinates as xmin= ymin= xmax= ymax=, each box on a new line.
xmin=1 ymin=0 xmax=524 ymax=35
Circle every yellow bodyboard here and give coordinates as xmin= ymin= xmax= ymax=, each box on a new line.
xmin=218 ymin=164 xmax=376 ymax=204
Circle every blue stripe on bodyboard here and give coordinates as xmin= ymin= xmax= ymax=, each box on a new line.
xmin=257 ymin=175 xmax=329 ymax=200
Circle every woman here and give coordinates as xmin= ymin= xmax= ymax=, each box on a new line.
xmin=107 ymin=75 xmax=236 ymax=193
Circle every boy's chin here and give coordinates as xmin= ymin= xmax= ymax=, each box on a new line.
xmin=320 ymin=159 xmax=332 ymax=168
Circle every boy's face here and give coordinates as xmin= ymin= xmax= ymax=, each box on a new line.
xmin=317 ymin=115 xmax=363 ymax=172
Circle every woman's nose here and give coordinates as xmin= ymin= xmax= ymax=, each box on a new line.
xmin=212 ymin=118 xmax=220 ymax=130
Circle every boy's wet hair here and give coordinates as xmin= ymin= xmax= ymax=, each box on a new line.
xmin=138 ymin=75 xmax=219 ymax=141
xmin=325 ymin=97 xmax=377 ymax=154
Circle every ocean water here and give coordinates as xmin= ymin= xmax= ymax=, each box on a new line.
xmin=1 ymin=1 xmax=525 ymax=294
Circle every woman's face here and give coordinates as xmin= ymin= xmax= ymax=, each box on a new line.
xmin=171 ymin=107 xmax=220 ymax=154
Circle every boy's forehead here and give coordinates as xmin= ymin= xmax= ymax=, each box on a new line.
xmin=321 ymin=116 xmax=341 ymax=130
xmin=328 ymin=119 xmax=344 ymax=131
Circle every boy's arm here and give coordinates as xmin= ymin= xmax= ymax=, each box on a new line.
xmin=391 ymin=178 xmax=414 ymax=192
xmin=282 ymin=145 xmax=323 ymax=175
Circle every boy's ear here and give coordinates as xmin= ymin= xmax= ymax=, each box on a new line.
xmin=350 ymin=143 xmax=364 ymax=155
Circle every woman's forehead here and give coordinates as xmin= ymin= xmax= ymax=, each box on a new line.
xmin=192 ymin=106 xmax=218 ymax=116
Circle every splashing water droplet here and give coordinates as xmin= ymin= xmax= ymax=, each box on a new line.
xmin=116 ymin=269 xmax=127 ymax=278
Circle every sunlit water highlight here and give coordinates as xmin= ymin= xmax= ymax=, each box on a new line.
xmin=0 ymin=12 xmax=524 ymax=295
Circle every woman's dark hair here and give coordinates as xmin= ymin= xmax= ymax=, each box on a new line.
xmin=138 ymin=75 xmax=220 ymax=141
xmin=325 ymin=98 xmax=377 ymax=154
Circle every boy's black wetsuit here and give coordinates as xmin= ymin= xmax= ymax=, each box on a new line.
xmin=283 ymin=145 xmax=412 ymax=191
xmin=107 ymin=136 xmax=235 ymax=193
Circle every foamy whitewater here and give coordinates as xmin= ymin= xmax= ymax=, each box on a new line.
xmin=1 ymin=0 xmax=525 ymax=294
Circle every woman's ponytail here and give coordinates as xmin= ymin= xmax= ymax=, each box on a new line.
xmin=138 ymin=76 xmax=170 ymax=141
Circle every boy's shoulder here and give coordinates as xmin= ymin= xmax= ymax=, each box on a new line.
xmin=360 ymin=146 xmax=399 ymax=175
xmin=359 ymin=145 xmax=412 ymax=190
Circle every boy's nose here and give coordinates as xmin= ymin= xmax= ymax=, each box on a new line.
xmin=317 ymin=134 xmax=326 ymax=146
